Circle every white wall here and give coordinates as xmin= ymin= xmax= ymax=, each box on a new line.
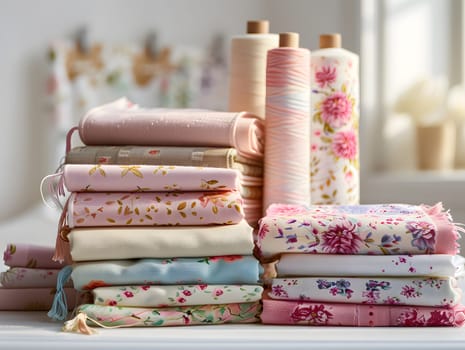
xmin=0 ymin=0 xmax=268 ymax=221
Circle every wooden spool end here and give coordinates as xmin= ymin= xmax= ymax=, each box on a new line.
xmin=247 ymin=20 xmax=270 ymax=34
xmin=279 ymin=32 xmax=299 ymax=48
xmin=319 ymin=33 xmax=341 ymax=49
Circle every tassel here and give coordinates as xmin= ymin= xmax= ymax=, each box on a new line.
xmin=62 ymin=313 xmax=98 ymax=335
xmin=53 ymin=197 xmax=73 ymax=264
xmin=48 ymin=265 xmax=73 ymax=321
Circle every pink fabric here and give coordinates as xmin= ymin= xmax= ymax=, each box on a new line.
xmin=68 ymin=191 xmax=244 ymax=227
xmin=0 ymin=287 xmax=77 ymax=311
xmin=63 ymin=164 xmax=241 ymax=193
xmin=256 ymin=203 xmax=460 ymax=261
xmin=3 ymin=243 xmax=63 ymax=269
xmin=261 ymin=297 xmax=465 ymax=327
xmin=78 ymin=98 xmax=264 ymax=159
xmin=0 ymin=267 xmax=73 ymax=288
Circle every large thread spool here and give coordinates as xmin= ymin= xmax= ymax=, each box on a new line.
xmin=229 ymin=20 xmax=279 ymax=119
xmin=263 ymin=32 xmax=311 ymax=211
xmin=310 ymin=33 xmax=360 ymax=204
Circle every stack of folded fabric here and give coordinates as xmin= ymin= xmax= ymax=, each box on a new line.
xmin=0 ymin=243 xmax=77 ymax=311
xmin=48 ymin=99 xmax=263 ymax=329
xmin=64 ymin=97 xmax=264 ymax=226
xmin=256 ymin=203 xmax=465 ymax=327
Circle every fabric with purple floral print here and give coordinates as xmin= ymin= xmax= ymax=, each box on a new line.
xmin=269 ymin=277 xmax=460 ymax=307
xmin=256 ymin=203 xmax=457 ymax=259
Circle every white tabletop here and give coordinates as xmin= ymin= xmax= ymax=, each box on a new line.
xmin=1 ymin=311 xmax=465 ymax=350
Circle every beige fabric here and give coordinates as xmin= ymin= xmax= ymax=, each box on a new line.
xmin=66 ymin=146 xmax=263 ymax=176
xmin=69 ymin=220 xmax=254 ymax=261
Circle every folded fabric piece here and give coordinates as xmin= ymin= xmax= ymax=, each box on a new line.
xmin=261 ymin=296 xmax=465 ymax=327
xmin=0 ymin=267 xmax=72 ymax=288
xmin=68 ymin=191 xmax=243 ymax=227
xmin=77 ymin=302 xmax=261 ymax=327
xmin=63 ymin=164 xmax=241 ymax=192
xmin=93 ymin=284 xmax=264 ymax=307
xmin=269 ymin=277 xmax=461 ymax=307
xmin=65 ymin=146 xmax=263 ymax=176
xmin=71 ymin=256 xmax=262 ymax=290
xmin=3 ymin=243 xmax=63 ymax=269
xmin=276 ymin=254 xmax=465 ymax=277
xmin=0 ymin=287 xmax=77 ymax=311
xmin=77 ymin=98 xmax=264 ymax=159
xmin=257 ymin=203 xmax=460 ymax=260
xmin=68 ymin=220 xmax=254 ymax=261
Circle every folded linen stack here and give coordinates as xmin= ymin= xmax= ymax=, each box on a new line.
xmin=66 ymin=97 xmax=265 ymax=226
xmin=0 ymin=243 xmax=77 ymax=311
xmin=49 ymin=99 xmax=263 ymax=329
xmin=256 ymin=203 xmax=465 ymax=327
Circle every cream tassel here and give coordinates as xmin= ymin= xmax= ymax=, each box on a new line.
xmin=62 ymin=313 xmax=98 ymax=335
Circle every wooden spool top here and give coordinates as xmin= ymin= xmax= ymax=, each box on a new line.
xmin=279 ymin=32 xmax=299 ymax=48
xmin=247 ymin=20 xmax=270 ymax=34
xmin=319 ymin=33 xmax=341 ymax=48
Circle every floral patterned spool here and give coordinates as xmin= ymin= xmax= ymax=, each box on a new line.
xmin=310 ymin=34 xmax=359 ymax=205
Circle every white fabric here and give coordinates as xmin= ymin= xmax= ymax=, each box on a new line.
xmin=276 ymin=254 xmax=465 ymax=277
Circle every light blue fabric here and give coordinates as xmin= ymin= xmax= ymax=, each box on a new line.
xmin=72 ymin=256 xmax=262 ymax=290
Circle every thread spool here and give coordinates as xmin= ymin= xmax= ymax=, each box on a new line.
xmin=263 ymin=32 xmax=311 ymax=211
xmin=310 ymin=33 xmax=360 ymax=204
xmin=229 ymin=20 xmax=279 ymax=119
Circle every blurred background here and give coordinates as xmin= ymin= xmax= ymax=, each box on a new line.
xmin=0 ymin=0 xmax=464 ymax=248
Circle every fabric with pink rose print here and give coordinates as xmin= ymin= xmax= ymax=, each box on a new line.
xmin=276 ymin=254 xmax=465 ymax=277
xmin=3 ymin=243 xmax=63 ymax=269
xmin=269 ymin=277 xmax=461 ymax=307
xmin=0 ymin=287 xmax=78 ymax=311
xmin=261 ymin=296 xmax=465 ymax=327
xmin=0 ymin=268 xmax=73 ymax=288
xmin=256 ymin=203 xmax=460 ymax=260
xmin=93 ymin=284 xmax=263 ymax=307
xmin=77 ymin=302 xmax=261 ymax=327
xmin=68 ymin=191 xmax=243 ymax=227
xmin=63 ymin=164 xmax=241 ymax=193
xmin=68 ymin=220 xmax=254 ymax=262
xmin=71 ymin=256 xmax=262 ymax=290
xmin=310 ymin=48 xmax=359 ymax=205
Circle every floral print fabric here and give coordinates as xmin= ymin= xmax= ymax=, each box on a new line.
xmin=269 ymin=277 xmax=461 ymax=307
xmin=69 ymin=191 xmax=243 ymax=227
xmin=310 ymin=48 xmax=359 ymax=205
xmin=65 ymin=146 xmax=263 ymax=177
xmin=77 ymin=302 xmax=261 ymax=327
xmin=63 ymin=164 xmax=241 ymax=193
xmin=71 ymin=256 xmax=262 ymax=290
xmin=0 ymin=268 xmax=72 ymax=288
xmin=256 ymin=203 xmax=459 ymax=260
xmin=276 ymin=253 xmax=465 ymax=277
xmin=261 ymin=296 xmax=465 ymax=327
xmin=3 ymin=243 xmax=63 ymax=269
xmin=93 ymin=284 xmax=263 ymax=307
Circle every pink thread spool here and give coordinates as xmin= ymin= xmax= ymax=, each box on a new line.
xmin=263 ymin=33 xmax=311 ymax=212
